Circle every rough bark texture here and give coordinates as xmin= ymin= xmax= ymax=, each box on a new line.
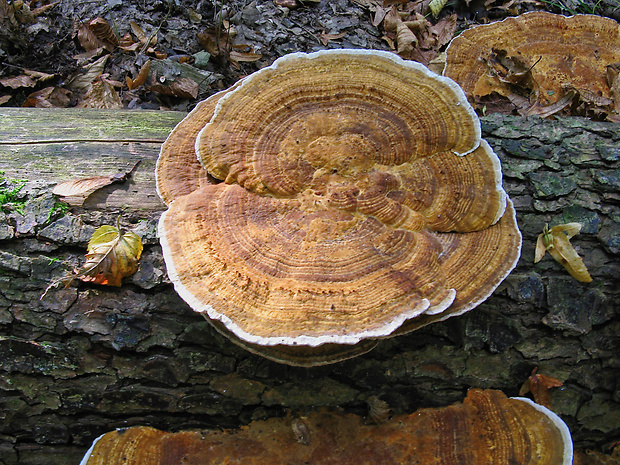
xmin=0 ymin=109 xmax=618 ymax=465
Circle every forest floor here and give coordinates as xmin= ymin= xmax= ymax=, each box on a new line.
xmin=0 ymin=0 xmax=619 ymax=112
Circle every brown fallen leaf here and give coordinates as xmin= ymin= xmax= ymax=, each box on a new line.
xmin=68 ymin=54 xmax=108 ymax=94
xmin=274 ymin=0 xmax=299 ymax=8
xmin=197 ymin=26 xmax=236 ymax=58
xmin=487 ymin=48 xmax=537 ymax=87
xmin=149 ymin=76 xmax=199 ymax=99
xmin=0 ymin=95 xmax=11 ymax=105
xmin=535 ymin=222 xmax=593 ymax=283
xmin=89 ymin=17 xmax=119 ymax=47
xmin=126 ymin=60 xmax=151 ymax=90
xmin=607 ymin=64 xmax=620 ymax=118
xmin=519 ymin=367 xmax=563 ymax=410
xmin=53 ymin=161 xmax=141 ymax=205
xmin=0 ymin=69 xmax=55 ymax=89
xmin=77 ymin=76 xmax=123 ymax=109
xmin=229 ymin=49 xmax=262 ymax=68
xmin=77 ymin=223 xmax=143 ymax=287
xmin=383 ymin=7 xmax=418 ymax=54
xmin=524 ymin=89 xmax=576 ymax=118
xmin=77 ymin=21 xmax=106 ymax=52
xmin=22 ymin=86 xmax=72 ymax=108
xmin=428 ymin=14 xmax=457 ymax=50
xmin=319 ymin=30 xmax=346 ymax=46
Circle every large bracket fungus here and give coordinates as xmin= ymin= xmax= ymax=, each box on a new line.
xmin=443 ymin=12 xmax=620 ymax=116
xmin=156 ymin=49 xmax=521 ymax=366
xmin=80 ymin=389 xmax=572 ymax=465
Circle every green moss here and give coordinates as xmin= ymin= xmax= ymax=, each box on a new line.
xmin=46 ymin=200 xmax=69 ymax=223
xmin=0 ymin=171 xmax=27 ymax=213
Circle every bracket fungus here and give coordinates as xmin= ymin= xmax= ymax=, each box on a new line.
xmin=80 ymin=389 xmax=572 ymax=465
xmin=444 ymin=12 xmax=620 ymax=116
xmin=156 ymin=49 xmax=521 ymax=366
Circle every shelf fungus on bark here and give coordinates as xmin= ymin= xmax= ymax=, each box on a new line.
xmin=443 ymin=12 xmax=620 ymax=116
xmin=79 ymin=389 xmax=572 ymax=465
xmin=156 ymin=49 xmax=522 ymax=366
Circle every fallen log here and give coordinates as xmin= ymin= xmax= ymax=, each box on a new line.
xmin=0 ymin=109 xmax=618 ymax=464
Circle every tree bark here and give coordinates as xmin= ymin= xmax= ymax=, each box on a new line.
xmin=0 ymin=109 xmax=618 ymax=464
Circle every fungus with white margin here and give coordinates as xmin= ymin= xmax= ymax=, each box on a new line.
xmin=79 ymin=389 xmax=572 ymax=465
xmin=156 ymin=49 xmax=522 ymax=366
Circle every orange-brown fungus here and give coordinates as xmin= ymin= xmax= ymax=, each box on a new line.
xmin=157 ymin=49 xmax=521 ymax=365
xmin=81 ymin=389 xmax=572 ymax=465
xmin=444 ymin=12 xmax=620 ymax=113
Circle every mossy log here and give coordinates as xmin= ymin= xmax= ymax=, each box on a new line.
xmin=0 ymin=109 xmax=618 ymax=464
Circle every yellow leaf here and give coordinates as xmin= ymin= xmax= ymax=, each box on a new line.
xmin=534 ymin=222 xmax=592 ymax=283
xmin=429 ymin=0 xmax=448 ymax=17
xmin=77 ymin=224 xmax=143 ymax=287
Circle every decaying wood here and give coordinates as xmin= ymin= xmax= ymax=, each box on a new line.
xmin=0 ymin=108 xmax=184 ymax=211
xmin=0 ymin=109 xmax=618 ymax=464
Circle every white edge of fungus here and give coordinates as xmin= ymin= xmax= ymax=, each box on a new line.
xmin=443 ymin=11 xmax=617 ymax=76
xmin=79 ymin=432 xmax=106 ymax=465
xmin=160 ymin=205 xmax=467 ymax=346
xmin=511 ymin=397 xmax=574 ymax=465
xmin=480 ymin=138 xmax=508 ymax=225
xmin=155 ymin=97 xmax=210 ymax=204
xmin=430 ymin=198 xmax=522 ymax=323
xmin=197 ymin=48 xmax=481 ymax=160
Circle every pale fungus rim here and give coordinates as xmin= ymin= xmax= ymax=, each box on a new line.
xmin=512 ymin=397 xmax=574 ymax=465
xmin=196 ymin=48 xmax=483 ymax=166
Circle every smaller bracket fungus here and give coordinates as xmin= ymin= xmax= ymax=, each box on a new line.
xmin=157 ymin=49 xmax=522 ymax=366
xmin=444 ymin=12 xmax=620 ymax=115
xmin=80 ymin=389 xmax=572 ymax=465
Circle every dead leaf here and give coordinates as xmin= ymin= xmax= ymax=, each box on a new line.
xmin=119 ymin=32 xmax=137 ymax=50
xmin=130 ymin=21 xmax=157 ymax=48
xmin=78 ymin=21 xmax=105 ymax=52
xmin=31 ymin=1 xmax=60 ymax=17
xmin=524 ymin=89 xmax=576 ymax=117
xmin=130 ymin=21 xmax=147 ymax=44
xmin=0 ymin=94 xmax=11 ymax=105
xmin=68 ymin=54 xmax=108 ymax=94
xmin=519 ymin=368 xmax=563 ymax=410
xmin=22 ymin=86 xmax=71 ymax=108
xmin=427 ymin=51 xmax=446 ymax=75
xmin=197 ymin=26 xmax=236 ymax=57
xmin=77 ymin=223 xmax=143 ymax=287
xmin=429 ymin=0 xmax=448 ymax=16
xmin=0 ymin=74 xmax=37 ymax=89
xmin=274 ymin=0 xmax=299 ymax=7
xmin=41 ymin=218 xmax=144 ymax=298
xmin=534 ymin=223 xmax=593 ymax=283
xmin=89 ymin=17 xmax=119 ymax=47
xmin=429 ymin=14 xmax=456 ymax=49
xmin=229 ymin=49 xmax=262 ymax=64
xmin=149 ymin=77 xmax=199 ymax=99
xmin=0 ymin=69 xmax=55 ymax=89
xmin=383 ymin=7 xmax=418 ymax=53
xmin=488 ymin=48 xmax=536 ymax=86
xmin=52 ymin=161 xmax=141 ymax=205
xmin=126 ymin=60 xmax=151 ymax=90
xmin=607 ymin=64 xmax=620 ymax=116
xmin=319 ymin=30 xmax=346 ymax=46
xmin=78 ymin=77 xmax=123 ymax=109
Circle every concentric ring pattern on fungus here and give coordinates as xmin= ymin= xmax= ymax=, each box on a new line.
xmin=157 ymin=49 xmax=522 ymax=366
